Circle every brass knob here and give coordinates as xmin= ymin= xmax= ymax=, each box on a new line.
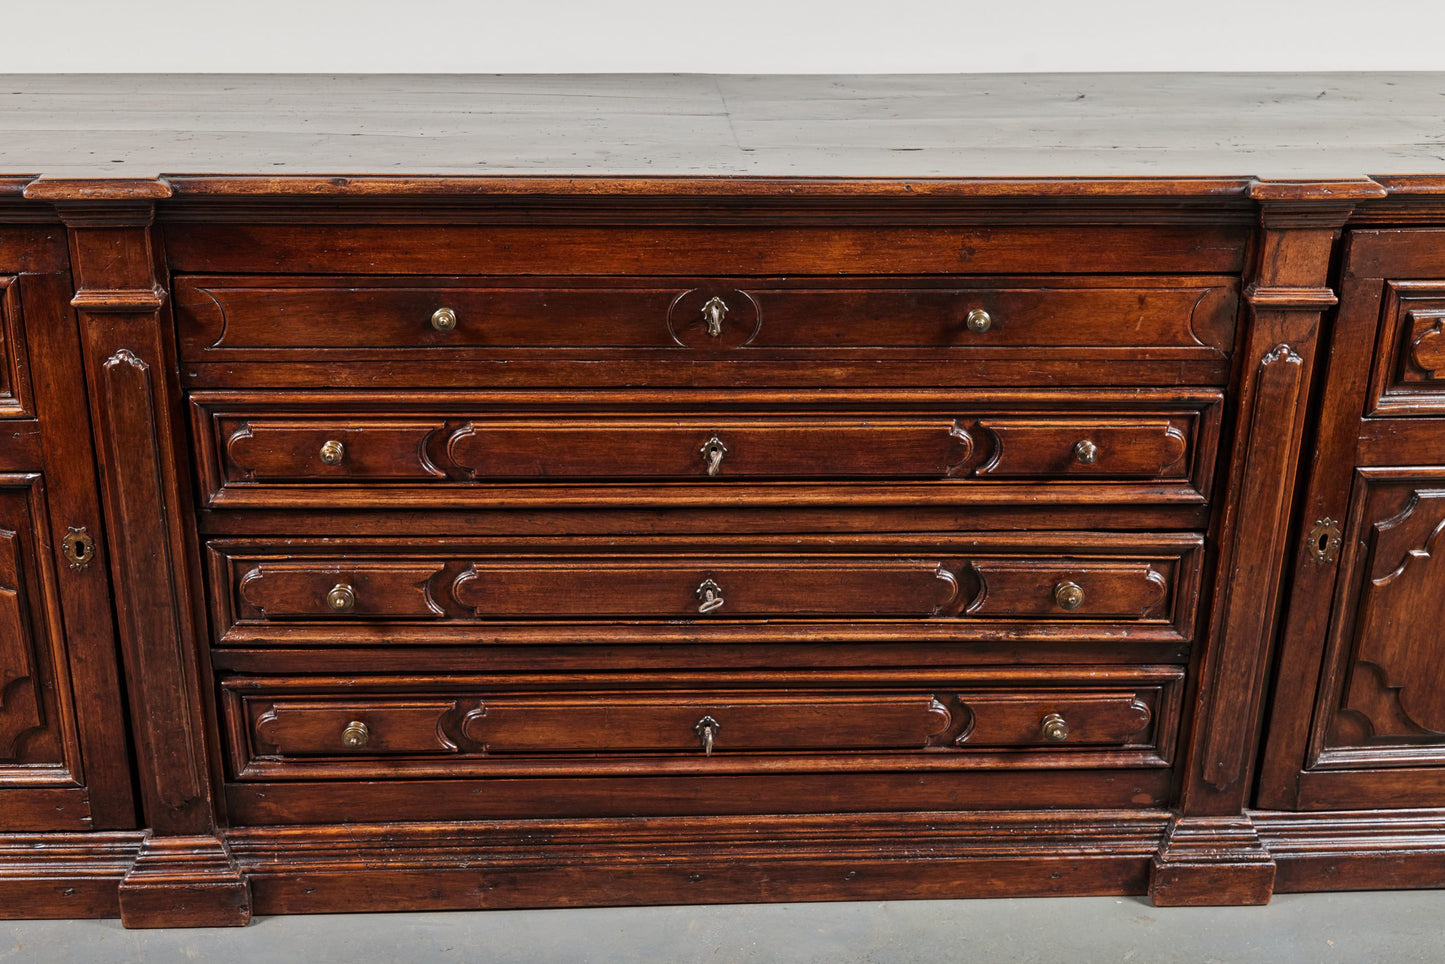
xmin=430 ymin=306 xmax=458 ymax=332
xmin=1073 ymin=439 xmax=1098 ymax=464
xmin=327 ymin=583 xmax=357 ymax=613
xmin=965 ymin=308 xmax=992 ymax=333
xmin=341 ymin=720 xmax=370 ymax=748
xmin=1054 ymin=581 xmax=1085 ymax=611
xmin=701 ymin=296 xmax=728 ymax=337
xmin=1041 ymin=712 xmax=1070 ymax=743
xmin=319 ymin=439 xmax=345 ymax=465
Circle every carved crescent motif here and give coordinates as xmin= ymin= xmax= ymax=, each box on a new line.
xmin=1410 ymin=319 xmax=1445 ymax=379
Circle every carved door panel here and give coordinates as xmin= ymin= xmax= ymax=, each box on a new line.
xmin=1259 ymin=229 xmax=1445 ymax=810
xmin=0 ymin=229 xmax=135 ymax=830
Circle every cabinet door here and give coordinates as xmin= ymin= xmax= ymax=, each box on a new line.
xmin=1259 ymin=228 xmax=1445 ymax=810
xmin=0 ymin=228 xmax=134 ymax=830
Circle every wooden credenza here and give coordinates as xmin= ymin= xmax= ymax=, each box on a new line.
xmin=3 ymin=74 xmax=1445 ymax=926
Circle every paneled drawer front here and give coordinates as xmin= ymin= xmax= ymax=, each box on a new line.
xmin=176 ymin=275 xmax=1238 ymax=356
xmin=1368 ymin=282 xmax=1445 ymax=415
xmin=221 ymin=669 xmax=1184 ymax=781
xmin=192 ymin=392 xmax=1220 ymax=506
xmin=208 ymin=536 xmax=1203 ymax=644
xmin=0 ymin=279 xmax=32 ymax=418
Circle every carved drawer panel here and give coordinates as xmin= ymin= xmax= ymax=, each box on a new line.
xmin=0 ymin=278 xmax=32 ymax=418
xmin=176 ymin=275 xmax=1237 ymax=354
xmin=1366 ymin=283 xmax=1445 ymax=415
xmin=174 ymin=275 xmax=1239 ymax=388
xmin=207 ymin=535 xmax=1203 ymax=645
xmin=219 ymin=668 xmax=1184 ymax=782
xmin=192 ymin=391 xmax=1220 ymax=507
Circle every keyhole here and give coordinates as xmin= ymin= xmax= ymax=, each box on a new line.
xmin=1317 ymin=532 xmax=1330 ymax=554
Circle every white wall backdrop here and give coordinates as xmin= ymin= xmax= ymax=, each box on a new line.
xmin=11 ymin=0 xmax=1445 ymax=73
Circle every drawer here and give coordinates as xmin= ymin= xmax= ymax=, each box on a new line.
xmin=206 ymin=535 xmax=1204 ymax=646
xmin=191 ymin=391 xmax=1221 ymax=508
xmin=175 ymin=275 xmax=1239 ymax=388
xmin=1367 ymin=281 xmax=1445 ymax=415
xmin=220 ymin=668 xmax=1185 ymax=781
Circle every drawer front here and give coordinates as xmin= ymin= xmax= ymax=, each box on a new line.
xmin=208 ymin=537 xmax=1203 ymax=644
xmin=0 ymin=278 xmax=31 ymax=418
xmin=175 ymin=275 xmax=1239 ymax=388
xmin=221 ymin=670 xmax=1184 ymax=781
xmin=177 ymin=275 xmax=1237 ymax=355
xmin=1368 ymin=282 xmax=1445 ymax=415
xmin=193 ymin=392 xmax=1220 ymax=506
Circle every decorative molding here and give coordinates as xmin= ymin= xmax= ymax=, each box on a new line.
xmin=70 ymin=287 xmax=167 ymax=313
xmin=24 ymin=178 xmax=172 ymax=203
xmin=1243 ymin=285 xmax=1339 ymax=310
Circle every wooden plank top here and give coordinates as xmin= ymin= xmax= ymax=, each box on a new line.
xmin=3 ymin=73 xmax=1444 ymax=196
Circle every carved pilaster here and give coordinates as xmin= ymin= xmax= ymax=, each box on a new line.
xmin=43 ymin=181 xmax=250 ymax=927
xmin=1150 ymin=178 xmax=1386 ymax=905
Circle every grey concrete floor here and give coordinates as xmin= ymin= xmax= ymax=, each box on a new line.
xmin=4 ymin=892 xmax=1445 ymax=963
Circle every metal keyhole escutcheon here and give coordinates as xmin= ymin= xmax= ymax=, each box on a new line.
xmin=700 ymin=436 xmax=728 ymax=476
xmin=61 ymin=527 xmax=96 ymax=570
xmin=695 ymin=716 xmax=720 ymax=756
xmin=701 ymin=296 xmax=728 ymax=337
xmin=696 ymin=578 xmax=725 ymax=614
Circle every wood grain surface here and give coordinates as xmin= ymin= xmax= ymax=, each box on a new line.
xmin=0 ymin=74 xmax=1443 ymax=187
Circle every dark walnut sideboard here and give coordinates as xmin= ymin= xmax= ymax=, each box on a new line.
xmin=3 ymin=73 xmax=1445 ymax=926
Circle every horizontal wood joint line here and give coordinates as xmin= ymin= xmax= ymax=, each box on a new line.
xmin=1244 ymin=285 xmax=1338 ymax=309
xmin=24 ymin=177 xmax=172 ymax=202
xmin=71 ymin=286 xmax=168 ymax=312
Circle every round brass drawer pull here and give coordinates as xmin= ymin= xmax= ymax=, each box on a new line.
xmin=1041 ymin=712 xmax=1070 ymax=743
xmin=327 ymin=583 xmax=357 ymax=613
xmin=1054 ymin=581 xmax=1085 ymax=611
xmin=319 ymin=439 xmax=346 ymax=465
xmin=341 ymin=720 xmax=370 ymax=748
xmin=965 ymin=308 xmax=992 ymax=333
xmin=1073 ymin=439 xmax=1098 ymax=464
xmin=430 ymin=306 xmax=458 ymax=332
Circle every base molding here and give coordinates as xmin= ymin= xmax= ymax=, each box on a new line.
xmin=228 ymin=810 xmax=1168 ymax=914
xmin=1149 ymin=816 xmax=1277 ymax=906
xmin=0 ymin=832 xmax=142 ymax=919
xmin=117 ymin=834 xmax=251 ymax=928
xmin=7 ymin=809 xmax=1445 ymax=922
xmin=1255 ymin=808 xmax=1445 ymax=893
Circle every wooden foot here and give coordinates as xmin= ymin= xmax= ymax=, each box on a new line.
xmin=118 ymin=835 xmax=251 ymax=928
xmin=1149 ymin=817 xmax=1276 ymax=906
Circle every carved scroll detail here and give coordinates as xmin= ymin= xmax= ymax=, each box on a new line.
xmin=944 ymin=421 xmax=975 ymax=476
